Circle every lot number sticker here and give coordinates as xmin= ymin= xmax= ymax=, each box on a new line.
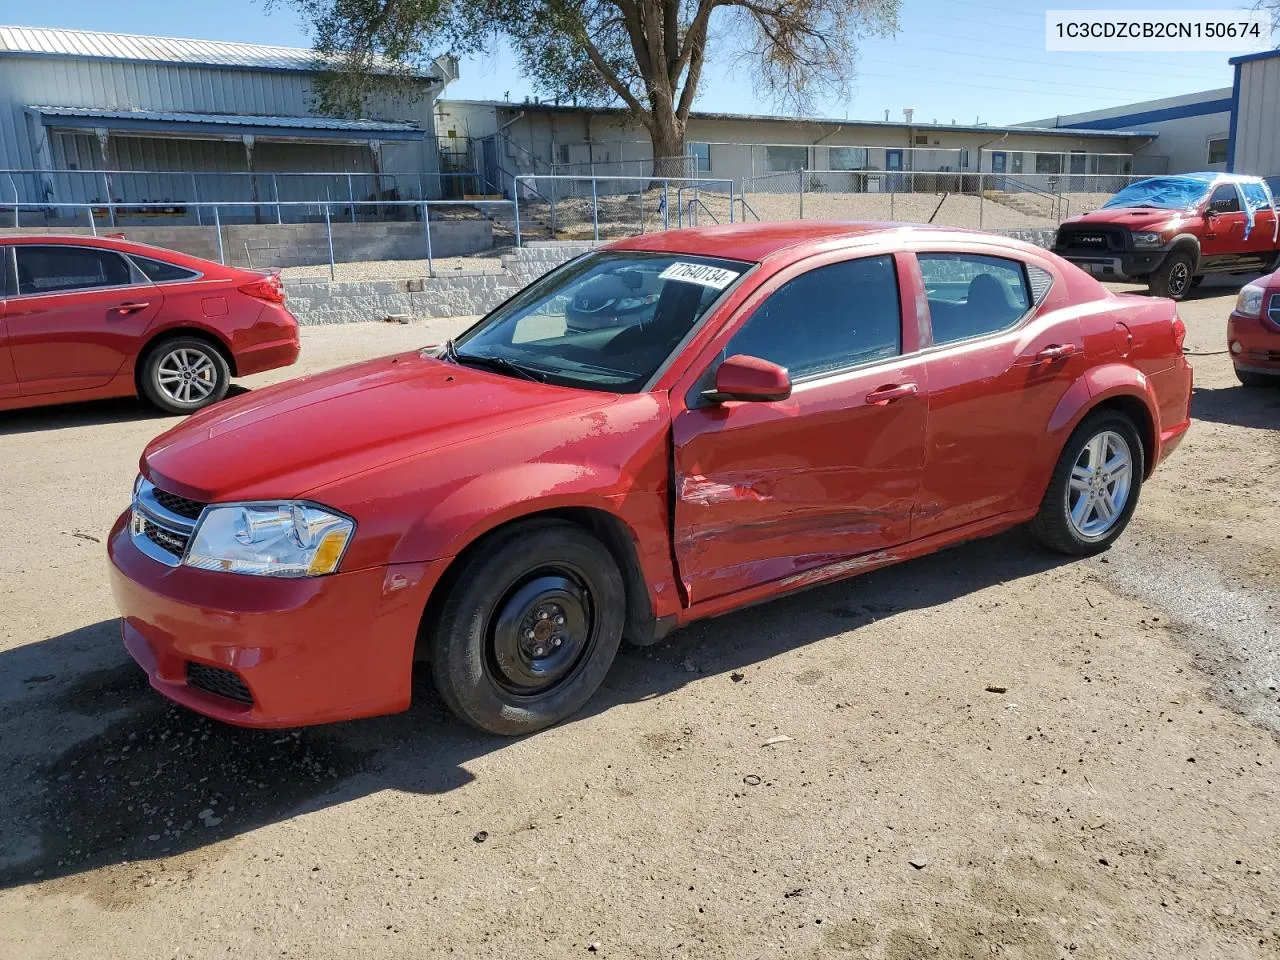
xmin=659 ymin=262 xmax=738 ymax=289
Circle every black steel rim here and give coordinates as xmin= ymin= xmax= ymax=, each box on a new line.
xmin=486 ymin=566 xmax=596 ymax=697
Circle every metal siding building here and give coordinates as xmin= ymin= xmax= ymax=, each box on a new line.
xmin=1229 ymin=49 xmax=1280 ymax=178
xmin=0 ymin=26 xmax=456 ymax=209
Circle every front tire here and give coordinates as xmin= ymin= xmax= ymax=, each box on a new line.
xmin=140 ymin=336 xmax=231 ymax=414
xmin=430 ymin=520 xmax=626 ymax=736
xmin=1031 ymin=411 xmax=1144 ymax=556
xmin=1149 ymin=251 xmax=1194 ymax=301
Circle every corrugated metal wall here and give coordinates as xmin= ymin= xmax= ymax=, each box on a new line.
xmin=1234 ymin=56 xmax=1280 ymax=177
xmin=0 ymin=54 xmax=442 ymax=206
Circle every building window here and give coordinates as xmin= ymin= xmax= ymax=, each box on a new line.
xmin=829 ymin=147 xmax=868 ymax=170
xmin=688 ymin=142 xmax=711 ymax=172
xmin=1208 ymin=138 xmax=1229 ymax=165
xmin=1035 ymin=153 xmax=1063 ymax=175
xmin=914 ymin=134 xmax=929 ymax=146
xmin=765 ymin=145 xmax=808 ymax=172
xmin=958 ymin=149 xmax=970 ymax=169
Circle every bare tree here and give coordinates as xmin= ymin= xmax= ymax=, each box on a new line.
xmin=269 ymin=0 xmax=900 ymax=175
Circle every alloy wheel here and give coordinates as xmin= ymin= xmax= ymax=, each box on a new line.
xmin=1065 ymin=430 xmax=1133 ymax=540
xmin=156 ymin=347 xmax=218 ymax=405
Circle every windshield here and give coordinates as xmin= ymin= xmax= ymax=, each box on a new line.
xmin=450 ymin=251 xmax=751 ymax=392
xmin=1102 ymin=177 xmax=1212 ymax=211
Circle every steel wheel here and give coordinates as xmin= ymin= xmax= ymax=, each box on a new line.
xmin=488 ymin=571 xmax=595 ymax=696
xmin=1065 ymin=430 xmax=1133 ymax=541
xmin=155 ymin=346 xmax=218 ymax=405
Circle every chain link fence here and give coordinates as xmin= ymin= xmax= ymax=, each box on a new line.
xmin=513 ymin=175 xmax=736 ymax=242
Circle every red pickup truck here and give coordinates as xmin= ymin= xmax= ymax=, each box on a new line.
xmin=1053 ymin=172 xmax=1280 ymax=300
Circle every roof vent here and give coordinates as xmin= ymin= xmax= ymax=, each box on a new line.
xmin=902 ymin=108 xmax=914 ymax=124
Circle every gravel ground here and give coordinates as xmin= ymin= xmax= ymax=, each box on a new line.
xmin=0 ymin=278 xmax=1277 ymax=959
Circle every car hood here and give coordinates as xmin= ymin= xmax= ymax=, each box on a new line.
xmin=142 ymin=352 xmax=622 ymax=502
xmin=1062 ymin=207 xmax=1194 ymax=231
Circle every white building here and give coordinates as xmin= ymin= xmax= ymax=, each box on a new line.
xmin=0 ymin=25 xmax=458 ymax=211
xmin=1228 ymin=49 xmax=1280 ymax=178
xmin=1022 ymin=88 xmax=1232 ymax=175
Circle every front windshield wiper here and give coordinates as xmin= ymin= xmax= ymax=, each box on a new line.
xmin=450 ymin=348 xmax=547 ymax=383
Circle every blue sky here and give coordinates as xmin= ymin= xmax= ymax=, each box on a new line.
xmin=9 ymin=0 xmax=1243 ymax=123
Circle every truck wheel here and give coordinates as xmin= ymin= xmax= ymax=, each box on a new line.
xmin=1031 ymin=411 xmax=1144 ymax=556
xmin=430 ymin=520 xmax=626 ymax=736
xmin=1149 ymin=252 xmax=1193 ymax=300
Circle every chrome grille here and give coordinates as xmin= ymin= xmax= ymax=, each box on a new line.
xmin=151 ymin=487 xmax=205 ymax=521
xmin=130 ymin=477 xmax=207 ymax=566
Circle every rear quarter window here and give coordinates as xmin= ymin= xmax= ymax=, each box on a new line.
xmin=130 ymin=254 xmax=200 ymax=283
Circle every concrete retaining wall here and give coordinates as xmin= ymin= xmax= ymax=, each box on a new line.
xmin=283 ymin=242 xmax=597 ymax=324
xmin=0 ymin=220 xmax=493 ymax=269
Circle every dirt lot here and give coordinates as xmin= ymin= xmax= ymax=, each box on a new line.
xmin=0 ymin=279 xmax=1277 ymax=960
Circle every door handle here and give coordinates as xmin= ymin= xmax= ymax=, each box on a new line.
xmin=111 ymin=301 xmax=151 ymax=315
xmin=1034 ymin=343 xmax=1077 ymax=361
xmin=864 ymin=382 xmax=919 ymax=405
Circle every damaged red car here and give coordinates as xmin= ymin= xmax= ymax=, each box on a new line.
xmin=108 ymin=222 xmax=1192 ymax=735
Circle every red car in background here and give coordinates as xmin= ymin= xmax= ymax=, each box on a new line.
xmin=108 ymin=222 xmax=1192 ymax=736
xmin=0 ymin=235 xmax=300 ymax=415
xmin=1229 ymin=274 xmax=1280 ymax=386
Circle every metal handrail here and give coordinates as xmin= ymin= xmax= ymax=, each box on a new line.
xmin=3 ymin=197 xmax=518 ymax=279
xmin=734 ymin=196 xmax=760 ymax=221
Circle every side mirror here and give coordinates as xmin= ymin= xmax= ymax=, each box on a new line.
xmin=704 ymin=354 xmax=792 ymax=404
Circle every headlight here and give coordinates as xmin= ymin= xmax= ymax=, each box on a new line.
xmin=1132 ymin=232 xmax=1164 ymax=248
xmin=184 ymin=502 xmax=354 ymax=577
xmin=1235 ymin=282 xmax=1266 ymax=318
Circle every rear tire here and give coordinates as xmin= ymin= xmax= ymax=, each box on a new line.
xmin=140 ymin=336 xmax=230 ymax=414
xmin=1031 ymin=411 xmax=1145 ymax=556
xmin=430 ymin=520 xmax=626 ymax=736
xmin=1235 ymin=367 xmax=1279 ymax=388
xmin=1149 ymin=252 xmax=1194 ymax=301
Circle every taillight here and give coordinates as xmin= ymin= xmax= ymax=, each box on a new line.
xmin=238 ymin=274 xmax=286 ymax=304
xmin=1172 ymin=312 xmax=1186 ymax=353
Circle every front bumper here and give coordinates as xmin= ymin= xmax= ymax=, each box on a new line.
xmin=107 ymin=511 xmax=447 ymax=727
xmin=1055 ymin=247 xmax=1169 ymax=282
xmin=1228 ymin=310 xmax=1280 ymax=373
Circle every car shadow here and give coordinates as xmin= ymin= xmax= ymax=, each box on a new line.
xmin=0 ymin=529 xmax=1069 ymax=890
xmin=1192 ymin=383 xmax=1280 ymax=429
xmin=0 ymin=386 xmax=252 ymax=436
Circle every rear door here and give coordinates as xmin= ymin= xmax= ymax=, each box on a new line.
xmin=1238 ymin=180 xmax=1278 ymax=257
xmin=6 ymin=244 xmax=163 ymax=396
xmin=914 ymin=250 xmax=1084 ymax=538
xmin=0 ymin=245 xmax=17 ymax=400
xmin=670 ymin=252 xmax=929 ymax=604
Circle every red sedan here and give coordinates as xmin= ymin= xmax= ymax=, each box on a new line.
xmin=108 ymin=222 xmax=1192 ymax=735
xmin=1229 ymin=273 xmax=1280 ymax=386
xmin=0 ymin=235 xmax=300 ymax=414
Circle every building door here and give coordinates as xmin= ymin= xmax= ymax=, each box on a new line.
xmin=991 ymin=152 xmax=1007 ymax=173
xmin=885 ymin=150 xmax=904 ymax=192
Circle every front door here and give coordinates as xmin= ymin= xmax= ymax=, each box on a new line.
xmin=6 ymin=244 xmax=162 ymax=396
xmin=1200 ymin=183 xmax=1248 ymax=261
xmin=671 ymin=253 xmax=928 ymax=605
xmin=912 ymin=251 xmax=1084 ymax=537
xmin=991 ymin=152 xmax=1007 ymax=174
xmin=886 ymin=150 xmax=903 ymax=171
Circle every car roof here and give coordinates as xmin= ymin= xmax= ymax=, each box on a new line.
xmin=1138 ymin=171 xmax=1264 ymax=185
xmin=605 ymin=220 xmax=1024 ymax=263
xmin=0 ymin=233 xmax=228 ymax=270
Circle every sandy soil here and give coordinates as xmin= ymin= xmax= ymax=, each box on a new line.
xmin=0 ymin=279 xmax=1277 ymax=959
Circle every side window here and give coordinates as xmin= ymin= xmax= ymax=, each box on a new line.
xmin=130 ymin=254 xmax=199 ymax=283
xmin=1241 ymin=181 xmax=1272 ymax=214
xmin=1208 ymin=184 xmax=1241 ymax=214
xmin=918 ymin=253 xmax=1031 ymax=345
xmin=15 ymin=246 xmax=133 ymax=295
xmin=723 ymin=256 xmax=901 ymax=380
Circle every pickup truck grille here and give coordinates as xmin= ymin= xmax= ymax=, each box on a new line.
xmin=1055 ymin=225 xmax=1127 ymax=252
